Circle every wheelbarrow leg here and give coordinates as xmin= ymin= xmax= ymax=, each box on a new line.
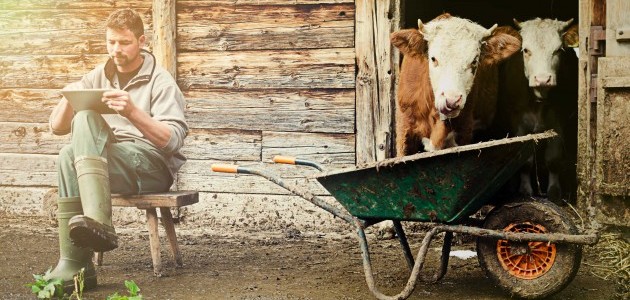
xmin=433 ymin=231 xmax=453 ymax=282
xmin=393 ymin=220 xmax=415 ymax=271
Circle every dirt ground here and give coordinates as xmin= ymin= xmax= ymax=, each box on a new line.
xmin=0 ymin=213 xmax=623 ymax=300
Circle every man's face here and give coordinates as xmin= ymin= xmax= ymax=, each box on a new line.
xmin=106 ymin=27 xmax=145 ymax=72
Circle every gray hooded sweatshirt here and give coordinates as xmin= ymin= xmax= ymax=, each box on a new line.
xmin=56 ymin=50 xmax=188 ymax=178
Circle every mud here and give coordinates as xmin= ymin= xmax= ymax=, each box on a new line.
xmin=0 ymin=213 xmax=621 ymax=300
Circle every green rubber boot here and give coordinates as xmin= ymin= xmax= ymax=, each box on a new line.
xmin=45 ymin=197 xmax=97 ymax=292
xmin=69 ymin=156 xmax=118 ymax=252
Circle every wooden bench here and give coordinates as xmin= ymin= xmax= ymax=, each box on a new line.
xmin=94 ymin=191 xmax=199 ymax=277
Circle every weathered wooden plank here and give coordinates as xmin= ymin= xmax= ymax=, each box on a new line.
xmin=179 ymin=3 xmax=353 ymax=26
xmin=374 ymin=0 xmax=400 ymax=159
xmin=0 ymin=1 xmax=150 ymax=10
xmin=177 ymin=160 xmax=332 ymax=195
xmin=261 ymin=131 xmax=354 ymax=165
xmin=577 ymin=0 xmax=599 ymax=214
xmin=184 ymin=88 xmax=355 ymax=133
xmin=0 ymin=124 xmax=263 ymax=160
xmin=0 ymin=122 xmax=69 ymax=154
xmin=355 ymin=0 xmax=378 ymax=164
xmin=0 ymin=54 xmax=105 ymax=89
xmin=355 ymin=0 xmax=399 ymax=164
xmin=182 ymin=128 xmax=261 ymax=161
xmin=182 ymin=192 xmax=350 ymax=231
xmin=0 ymin=153 xmax=58 ymax=187
xmin=0 ymin=9 xmax=153 ymax=55
xmin=0 ymin=10 xmax=116 ymax=33
xmin=152 ymin=0 xmax=176 ymax=77
xmin=178 ymin=20 xmax=354 ymax=52
xmin=178 ymin=0 xmax=354 ymax=7
xmin=0 ymin=30 xmax=107 ymax=55
xmin=0 ymin=186 xmax=54 ymax=216
xmin=596 ymin=57 xmax=630 ymax=197
xmin=177 ymin=48 xmax=355 ymax=90
xmin=606 ymin=0 xmax=629 ymax=56
xmin=177 ymin=3 xmax=354 ymax=51
xmin=0 ymin=89 xmax=61 ymax=122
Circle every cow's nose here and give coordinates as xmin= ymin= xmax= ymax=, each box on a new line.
xmin=445 ymin=94 xmax=462 ymax=110
xmin=534 ymin=74 xmax=552 ymax=85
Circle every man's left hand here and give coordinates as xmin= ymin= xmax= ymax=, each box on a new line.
xmin=103 ymin=90 xmax=136 ymax=117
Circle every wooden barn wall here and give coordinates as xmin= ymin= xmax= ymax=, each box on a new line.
xmin=0 ymin=0 xmax=357 ymax=232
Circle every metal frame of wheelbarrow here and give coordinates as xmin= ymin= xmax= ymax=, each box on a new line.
xmin=211 ymin=134 xmax=599 ymax=300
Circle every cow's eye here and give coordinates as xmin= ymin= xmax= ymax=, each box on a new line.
xmin=523 ymin=48 xmax=531 ymax=55
xmin=430 ymin=56 xmax=439 ymax=66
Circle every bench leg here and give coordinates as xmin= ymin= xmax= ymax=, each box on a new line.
xmin=93 ymin=252 xmax=103 ymax=266
xmin=159 ymin=207 xmax=183 ymax=267
xmin=146 ymin=208 xmax=162 ymax=277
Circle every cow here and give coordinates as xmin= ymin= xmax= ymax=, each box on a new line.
xmin=494 ymin=18 xmax=579 ymax=203
xmin=391 ymin=14 xmax=521 ymax=156
xmin=377 ymin=14 xmax=520 ymax=239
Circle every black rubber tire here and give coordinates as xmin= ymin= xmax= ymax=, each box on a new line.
xmin=476 ymin=198 xmax=583 ymax=299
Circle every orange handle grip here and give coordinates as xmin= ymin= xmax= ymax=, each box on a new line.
xmin=273 ymin=156 xmax=296 ymax=165
xmin=211 ymin=164 xmax=239 ymax=173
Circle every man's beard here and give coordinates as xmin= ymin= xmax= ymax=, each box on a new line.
xmin=112 ymin=54 xmax=136 ymax=67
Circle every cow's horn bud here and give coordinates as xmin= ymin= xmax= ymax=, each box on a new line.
xmin=562 ymin=18 xmax=575 ymax=30
xmin=486 ymin=24 xmax=498 ymax=36
xmin=418 ymin=19 xmax=425 ymax=32
xmin=513 ymin=18 xmax=522 ymax=29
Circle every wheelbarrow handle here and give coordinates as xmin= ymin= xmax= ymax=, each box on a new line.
xmin=272 ymin=155 xmax=324 ymax=171
xmin=273 ymin=155 xmax=296 ymax=165
xmin=211 ymin=164 xmax=240 ymax=173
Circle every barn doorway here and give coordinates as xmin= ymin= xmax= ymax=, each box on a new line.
xmin=402 ymin=0 xmax=578 ymax=29
xmin=397 ymin=0 xmax=580 ymax=202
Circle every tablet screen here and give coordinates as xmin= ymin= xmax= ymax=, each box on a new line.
xmin=61 ymin=89 xmax=117 ymax=114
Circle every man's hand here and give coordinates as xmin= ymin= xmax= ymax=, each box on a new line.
xmin=103 ymin=90 xmax=136 ymax=117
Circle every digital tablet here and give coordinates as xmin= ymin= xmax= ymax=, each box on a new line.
xmin=61 ymin=89 xmax=117 ymax=114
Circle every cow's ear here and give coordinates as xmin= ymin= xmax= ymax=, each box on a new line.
xmin=391 ymin=29 xmax=427 ymax=57
xmin=480 ymin=26 xmax=522 ymax=66
xmin=563 ymin=24 xmax=579 ymax=48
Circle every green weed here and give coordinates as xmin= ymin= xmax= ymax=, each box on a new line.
xmin=25 ymin=268 xmax=64 ymax=299
xmin=27 ymin=269 xmax=141 ymax=300
xmin=106 ymin=280 xmax=142 ymax=300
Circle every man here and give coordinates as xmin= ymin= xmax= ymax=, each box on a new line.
xmin=46 ymin=8 xmax=188 ymax=291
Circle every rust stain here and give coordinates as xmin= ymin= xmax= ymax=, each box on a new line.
xmin=403 ymin=202 xmax=416 ymax=218
xmin=429 ymin=211 xmax=438 ymax=222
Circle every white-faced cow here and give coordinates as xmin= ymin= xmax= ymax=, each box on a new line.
xmin=378 ymin=14 xmax=520 ymax=240
xmin=496 ymin=18 xmax=579 ymax=203
xmin=391 ymin=13 xmax=521 ymax=156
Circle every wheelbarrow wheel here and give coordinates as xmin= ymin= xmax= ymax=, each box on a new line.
xmin=476 ymin=198 xmax=582 ymax=299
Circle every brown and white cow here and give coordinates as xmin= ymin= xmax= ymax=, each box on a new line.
xmin=391 ymin=14 xmax=521 ymax=156
xmin=496 ymin=18 xmax=579 ymax=202
xmin=377 ymin=14 xmax=520 ymax=240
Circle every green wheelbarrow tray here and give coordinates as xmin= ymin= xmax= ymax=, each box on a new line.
xmin=314 ymin=131 xmax=557 ymax=223
xmin=210 ymin=130 xmax=599 ymax=300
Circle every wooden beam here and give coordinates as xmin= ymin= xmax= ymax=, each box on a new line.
xmin=355 ymin=0 xmax=400 ymax=164
xmin=152 ymin=0 xmax=177 ymax=78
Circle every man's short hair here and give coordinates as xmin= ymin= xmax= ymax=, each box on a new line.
xmin=106 ymin=8 xmax=144 ymax=39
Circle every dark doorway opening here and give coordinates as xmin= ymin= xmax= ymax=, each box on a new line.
xmin=403 ymin=0 xmax=579 ymax=29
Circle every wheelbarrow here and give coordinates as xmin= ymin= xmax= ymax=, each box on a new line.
xmin=211 ymin=131 xmax=598 ymax=300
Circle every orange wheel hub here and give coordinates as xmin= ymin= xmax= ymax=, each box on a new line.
xmin=496 ymin=222 xmax=556 ymax=279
